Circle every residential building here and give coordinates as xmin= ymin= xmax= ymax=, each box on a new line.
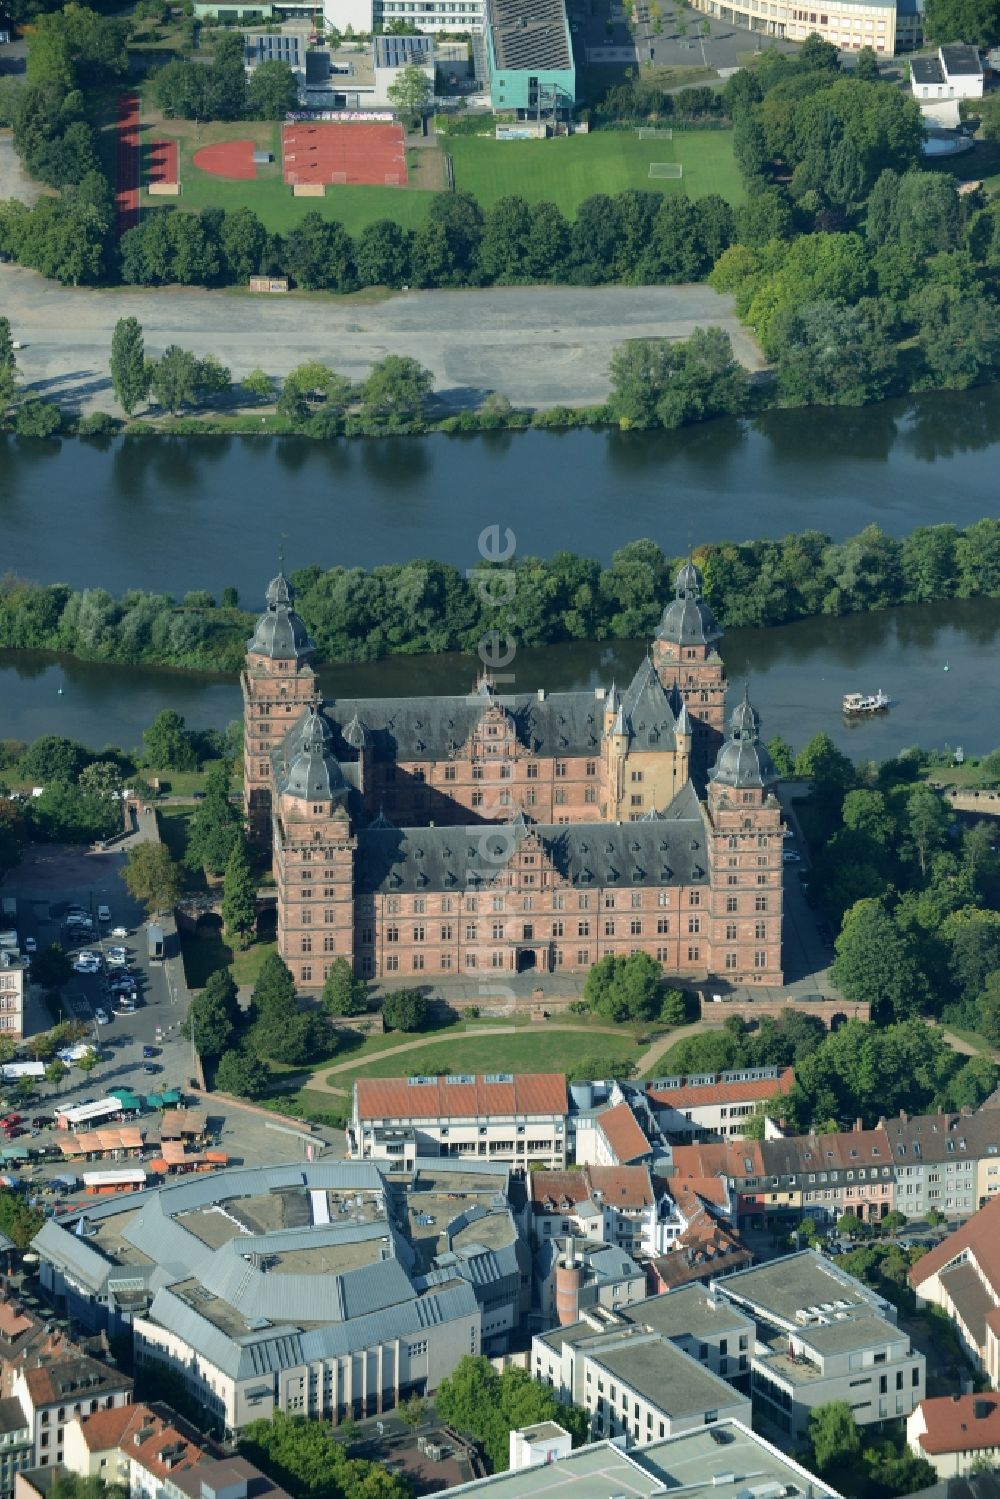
xmin=242 ymin=562 xmax=784 ymax=989
xmin=432 ymin=1420 xmax=844 ymax=1499
xmin=527 ymin=1166 xmax=654 ymax=1254
xmin=63 ymin=1403 xmax=168 ymax=1485
xmin=908 ymin=1395 xmax=1000 ymax=1478
xmin=167 ymin=1457 xmax=290 ymax=1499
xmin=0 ymin=1401 xmax=31 ymax=1499
xmin=350 ymin=1073 xmax=569 ymax=1167
xmin=31 ymin=1160 xmax=524 ymax=1437
xmin=646 ymin=1066 xmax=795 ymax=1141
xmin=647 ymin=1189 xmax=751 ymax=1293
xmin=759 ymin=1124 xmax=894 ymax=1225
xmin=591 ymin=1101 xmax=655 ymax=1167
xmin=713 ymin=1251 xmax=925 ymax=1438
xmin=911 ymin=44 xmax=983 ymax=126
xmin=909 ymin=1200 xmax=1000 ymax=1384
xmin=883 ymin=1111 xmax=995 ymax=1220
xmin=10 ymin=1353 xmax=132 ymax=1470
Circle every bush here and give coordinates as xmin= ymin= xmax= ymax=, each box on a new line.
xmin=14 ymin=399 xmax=62 ymax=437
xmin=76 ymin=411 xmax=122 ymax=437
xmin=382 ymin=988 xmax=431 ymax=1032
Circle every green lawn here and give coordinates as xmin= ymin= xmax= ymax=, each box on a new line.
xmin=446 ymin=129 xmax=744 ymax=213
xmin=325 ymin=1025 xmax=641 ymax=1088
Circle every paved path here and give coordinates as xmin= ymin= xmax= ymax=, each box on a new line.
xmin=0 ymin=266 xmax=764 ymax=415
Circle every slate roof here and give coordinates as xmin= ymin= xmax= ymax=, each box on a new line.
xmin=273 ymin=706 xmax=349 ymax=804
xmin=356 ymin=793 xmax=709 ymax=896
xmin=657 ymin=561 xmax=722 ymax=648
xmin=760 ymin=1126 xmax=891 ymax=1180
xmin=710 ymin=692 xmax=777 ymax=791
xmin=938 ymin=1262 xmax=995 ymax=1350
xmin=326 ymin=685 xmax=612 ymax=764
xmin=248 ymin=573 xmax=314 ymax=663
xmin=619 ymin=657 xmax=679 ymax=751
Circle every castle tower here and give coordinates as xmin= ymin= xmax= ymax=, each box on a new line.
xmin=272 ymin=706 xmax=356 ymax=989
xmin=242 ymin=567 xmax=320 ymax=844
xmin=705 ymin=689 xmax=783 ymax=985
xmin=652 ymin=560 xmax=726 ymax=780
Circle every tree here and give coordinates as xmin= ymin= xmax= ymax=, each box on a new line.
xmin=215 ymin=1047 xmax=270 ymax=1098
xmin=44 ymin=1058 xmax=68 ymax=1091
xmin=904 ymin=784 xmax=951 ymax=878
xmin=774 ymin=300 xmax=894 ymax=407
xmin=77 ymin=1049 xmax=99 ymax=1078
xmin=924 ymin=0 xmax=1000 ymax=45
xmin=241 ymin=368 xmax=273 ymax=402
xmin=241 ymin=1411 xmax=410 ymax=1499
xmin=222 ymin=836 xmax=257 ymax=949
xmin=143 ymin=709 xmax=197 ymax=771
xmin=608 ymin=329 xmax=749 ymax=431
xmin=435 ymin=1357 xmax=589 ymax=1473
xmin=831 ymin=899 xmax=930 ymax=1021
xmin=386 ymin=62 xmax=431 ymax=124
xmin=20 ymin=735 xmax=87 ymax=785
xmin=855 ymin=45 xmax=879 ymax=80
xmin=881 ymin=1210 xmax=907 ymax=1237
xmin=381 ymin=988 xmax=430 ymax=1032
xmin=30 ymin=944 xmax=71 ymax=991
xmin=0 ymin=316 xmax=18 ymax=416
xmin=221 ymin=208 xmax=268 ymax=285
xmin=247 ymin=60 xmax=299 ymax=119
xmin=149 ymin=345 xmax=199 ymax=415
xmin=123 ymin=842 xmax=182 ymax=916
xmin=361 ymin=355 xmax=433 ymax=425
xmin=808 ymin=1401 xmax=862 ymax=1476
xmin=14 ymin=399 xmax=62 ymax=438
xmin=0 ymin=1189 xmax=43 ymax=1249
xmin=184 ymin=967 xmax=240 ymax=1059
xmin=186 ymin=764 xmax=241 ymax=875
xmin=660 ymin=986 xmax=688 ymax=1026
xmin=322 ymin=957 xmax=367 ymax=1017
xmin=110 ymin=316 xmax=148 ymax=416
xmin=584 ymin=952 xmax=665 ymax=1022
xmin=354 ymin=219 xmax=412 ymax=289
xmin=256 ymin=1011 xmax=331 ymax=1065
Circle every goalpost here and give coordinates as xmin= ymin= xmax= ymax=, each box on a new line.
xmin=649 ymin=162 xmax=683 ymax=178
xmin=637 ymin=126 xmax=673 ymax=138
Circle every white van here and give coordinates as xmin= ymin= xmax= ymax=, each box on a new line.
xmin=97 ymin=905 xmax=111 ymax=924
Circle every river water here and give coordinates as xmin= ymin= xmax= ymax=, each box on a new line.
xmin=1 ymin=598 xmax=996 ymax=759
xmin=2 ymin=388 xmax=1000 ymax=758
xmin=3 ymin=384 xmax=1000 ymax=596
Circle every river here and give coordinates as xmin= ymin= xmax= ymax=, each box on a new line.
xmin=3 ymin=388 xmax=1000 ymax=760
xmin=3 ymin=383 xmax=1000 ymax=596
xmin=1 ymin=598 xmax=995 ymax=759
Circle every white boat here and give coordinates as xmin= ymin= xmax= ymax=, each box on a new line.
xmin=842 ymin=689 xmax=891 ymax=716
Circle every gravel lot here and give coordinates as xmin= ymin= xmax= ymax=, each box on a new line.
xmin=0 ymin=133 xmax=41 ymax=207
xmin=0 ymin=264 xmax=763 ymax=414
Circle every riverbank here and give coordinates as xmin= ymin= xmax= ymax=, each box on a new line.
xmin=1 ymin=266 xmax=763 ymax=417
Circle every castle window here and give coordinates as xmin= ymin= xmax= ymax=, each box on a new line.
xmin=758 ymin=834 xmax=769 ymax=847
xmin=726 ymin=896 xmax=738 ymax=912
xmin=327 ymin=935 xmax=340 ymax=951
xmin=756 ymin=875 xmax=767 ymax=886
xmin=386 ymin=926 xmax=399 ymax=943
xmin=499 ymin=791 xmax=511 ymax=807
xmin=755 ymin=896 xmax=768 ymax=912
xmin=555 ymin=947 xmax=564 ymax=966
xmin=631 ymin=893 xmax=641 ymax=909
xmin=472 ymin=792 xmax=484 ymax=807
xmin=726 ymin=923 xmax=737 ymax=940
xmin=312 ymin=805 xmax=323 ymax=815
xmin=324 ymin=909 xmax=335 ymax=924
xmin=444 ymin=765 xmax=457 ymax=781
xmin=728 ymin=836 xmax=738 ymax=849
xmin=604 ymin=919 xmax=615 ymax=937
xmin=754 ymin=951 xmax=768 ymax=968
xmin=492 ymin=951 xmax=504 ymax=968
xmin=755 ymin=921 xmax=767 ymax=939
xmin=259 ymin=762 xmax=268 ymax=776
xmin=472 ymin=766 xmax=484 ymax=780
xmin=578 ymin=894 xmax=590 ymax=910
xmin=413 ymin=769 xmax=425 ymax=783
xmin=500 ymin=765 xmax=512 ymax=779
xmin=657 ymin=946 xmax=669 ymax=961
xmin=322 ymin=886 xmax=335 ymax=898
xmin=657 ymin=892 xmax=669 ymax=907
xmin=523 ymin=873 xmax=536 ymax=886
xmin=388 ymin=897 xmax=400 ymax=914
xmin=553 ymin=921 xmax=564 ymax=937
xmin=578 ymin=921 xmax=590 ymax=937
xmin=527 ymin=790 xmax=537 ymax=806
xmin=604 ymin=893 xmax=615 ymax=909
xmin=742 ymin=793 xmax=754 ymax=805
xmin=442 ymin=897 xmax=453 ymax=913
xmin=553 ymin=893 xmax=565 ymax=910
xmin=688 ymin=916 xmax=700 ymax=934
xmin=441 ymin=924 xmax=453 ymax=941
xmin=527 ymin=764 xmax=539 ymax=779
xmin=725 ymin=953 xmax=737 ymax=970
xmin=441 ymin=954 xmax=452 ymax=970
xmin=301 ymin=888 xmax=312 ymax=899
xmin=657 ymin=918 xmax=669 ymax=934
xmin=465 ymin=954 xmax=477 ymax=969
xmin=466 ymin=896 xmax=477 ymax=912
xmin=302 ymin=910 xmax=312 ymax=924
xmin=413 ymin=954 xmax=425 ymax=971
xmin=413 ymin=926 xmax=425 ymax=943
xmin=687 ymin=946 xmax=700 ymax=961
xmin=586 ymin=761 xmax=596 ymax=776
xmin=465 ymin=923 xmax=477 ymax=940
xmin=414 ymin=897 xmax=426 ymax=914
xmin=523 ymin=894 xmax=534 ymax=909
xmin=301 ymin=964 xmax=312 ymax=980
xmin=492 ymin=896 xmax=504 ymax=912
xmin=555 ymin=790 xmax=567 ymax=805
xmin=555 ymin=762 xmax=567 ymax=778
xmin=585 ymin=788 xmax=597 ymax=804
xmin=689 ymin=890 xmax=701 ymax=906
xmin=301 ymin=936 xmax=312 ymax=953
xmin=630 ymin=771 xmax=643 ymax=783
xmin=727 ymin=875 xmax=738 ymax=886
xmin=492 ymin=922 xmax=505 ymax=940
xmin=386 ymin=955 xmax=399 ymax=972
xmin=630 ymin=919 xmax=642 ymax=936
xmin=577 ymin=950 xmax=590 ymax=965
xmin=630 ymin=795 xmax=643 ymax=807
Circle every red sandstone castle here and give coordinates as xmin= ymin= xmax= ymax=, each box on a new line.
xmin=242 ymin=563 xmax=784 ymax=990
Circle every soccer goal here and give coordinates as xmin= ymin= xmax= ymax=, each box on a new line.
xmin=649 ymin=161 xmax=683 ymax=178
xmin=637 ymin=126 xmax=673 ymax=138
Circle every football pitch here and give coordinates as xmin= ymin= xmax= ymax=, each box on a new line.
xmin=446 ymin=130 xmax=744 ymax=213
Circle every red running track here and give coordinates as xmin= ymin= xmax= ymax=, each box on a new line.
xmin=116 ymin=93 xmax=140 ymax=237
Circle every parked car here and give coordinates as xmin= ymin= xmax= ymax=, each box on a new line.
xmin=31 ymin=1116 xmax=52 ymax=1130
xmin=94 ymin=1008 xmax=110 ymax=1025
xmin=23 ymin=937 xmax=36 ymax=954
xmin=142 ymin=1063 xmax=161 ymax=1075
xmin=782 ymin=850 xmax=802 ymax=864
xmin=142 ymin=1046 xmax=158 ymax=1059
xmin=111 ymin=926 xmax=129 ymax=939
xmin=106 ymin=946 xmax=128 ymax=962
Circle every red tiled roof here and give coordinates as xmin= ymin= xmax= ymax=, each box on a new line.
xmin=77 ymin=1403 xmax=153 ymax=1453
xmin=915 ymin=1395 xmax=1000 ymax=1455
xmin=668 ymin=1177 xmax=729 ymax=1214
xmin=670 ymin=1140 xmax=764 ymax=1180
xmin=909 ymin=1198 xmax=1000 ymax=1294
xmin=647 ymin=1068 xmax=795 ymax=1111
xmin=596 ymin=1102 xmax=650 ymax=1164
xmin=530 ymin=1170 xmax=589 ymax=1210
xmin=355 ymin=1073 xmax=567 ymax=1122
xmin=588 ymin=1166 xmax=653 ymax=1208
xmin=0 ymin=1305 xmax=34 ymax=1341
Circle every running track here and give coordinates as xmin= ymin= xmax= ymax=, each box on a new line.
xmin=116 ymin=93 xmax=140 ymax=238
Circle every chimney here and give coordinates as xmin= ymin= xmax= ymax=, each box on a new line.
xmin=855 ymin=1119 xmax=863 ymax=1133
xmin=899 ymin=1110 xmax=907 ymax=1121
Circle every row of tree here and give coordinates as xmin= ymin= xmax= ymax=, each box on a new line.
xmin=153 ymin=33 xmax=298 ymax=122
xmin=0 ymin=518 xmax=999 ymax=673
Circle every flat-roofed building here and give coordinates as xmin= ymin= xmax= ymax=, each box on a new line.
xmin=431 ymin=1419 xmax=844 ymax=1499
xmin=682 ymin=0 xmax=904 ymax=54
xmin=713 ymin=1250 xmax=925 ymax=1439
xmin=351 ymin=1073 xmax=569 ymax=1167
xmin=483 ymin=0 xmax=575 ymax=113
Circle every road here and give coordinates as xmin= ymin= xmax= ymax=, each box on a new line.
xmin=0 ymin=265 xmax=764 ymax=415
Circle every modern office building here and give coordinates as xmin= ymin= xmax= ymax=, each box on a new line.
xmin=682 ymin=0 xmax=919 ymax=54
xmin=482 ymin=0 xmax=575 ymax=113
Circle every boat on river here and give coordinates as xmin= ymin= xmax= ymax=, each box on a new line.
xmin=842 ymin=689 xmax=891 ymax=715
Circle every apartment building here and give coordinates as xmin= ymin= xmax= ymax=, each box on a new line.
xmin=713 ymin=1251 xmax=925 ymax=1439
xmin=760 ymin=1125 xmax=894 ymax=1225
xmin=883 ymin=1112 xmax=997 ymax=1219
xmin=684 ymin=0 xmax=907 ymax=55
xmin=528 ymin=1166 xmax=654 ymax=1254
xmin=909 ymin=1200 xmax=1000 ymax=1385
xmin=350 ymin=1073 xmax=569 ymax=1167
xmin=10 ymin=1355 xmax=132 ymax=1470
xmin=646 ymin=1067 xmax=795 ymax=1141
xmin=0 ymin=1402 xmax=31 ymax=1499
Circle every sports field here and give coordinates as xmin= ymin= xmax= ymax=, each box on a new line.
xmin=447 ymin=130 xmax=744 ymax=212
